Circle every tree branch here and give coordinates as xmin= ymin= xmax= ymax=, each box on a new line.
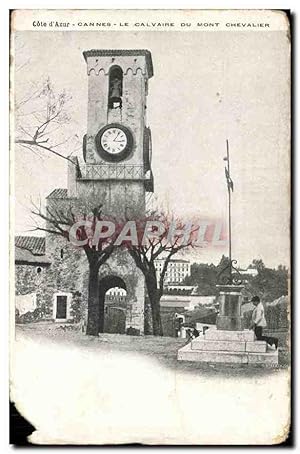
xmin=15 ymin=139 xmax=76 ymax=165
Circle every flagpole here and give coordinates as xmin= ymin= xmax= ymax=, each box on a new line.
xmin=218 ymin=141 xmax=242 ymax=286
xmin=226 ymin=139 xmax=232 ymax=283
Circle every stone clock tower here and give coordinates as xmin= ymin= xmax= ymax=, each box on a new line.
xmin=69 ymin=49 xmax=154 ymax=335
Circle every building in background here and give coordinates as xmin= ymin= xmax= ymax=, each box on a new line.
xmin=160 ymin=295 xmax=216 ymax=311
xmin=154 ymin=258 xmax=191 ymax=285
xmin=238 ymin=265 xmax=258 ymax=277
xmin=164 ymin=284 xmax=197 ymax=295
xmin=15 ymin=236 xmax=51 ymax=320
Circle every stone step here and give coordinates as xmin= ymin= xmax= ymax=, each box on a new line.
xmin=191 ymin=339 xmax=267 ymax=353
xmin=204 ymin=328 xmax=255 ymax=342
xmin=178 ymin=344 xmax=248 ymax=363
xmin=191 ymin=339 xmax=246 ymax=352
xmin=248 ymin=350 xmax=279 ymax=364
xmin=246 ymin=341 xmax=267 ymax=353
xmin=177 ymin=342 xmax=278 ymax=364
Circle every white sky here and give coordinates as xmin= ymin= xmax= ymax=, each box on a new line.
xmin=13 ymin=29 xmax=290 ymax=268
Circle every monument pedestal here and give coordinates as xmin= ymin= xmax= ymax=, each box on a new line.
xmin=177 ymin=328 xmax=278 ymax=364
xmin=216 ymin=284 xmax=244 ymax=330
xmin=177 ymin=284 xmax=278 ymax=365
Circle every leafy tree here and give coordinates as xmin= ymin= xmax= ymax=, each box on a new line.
xmin=251 ymin=258 xmax=266 ymax=272
xmin=182 ymin=256 xmax=231 ymax=295
xmin=183 ymin=263 xmax=218 ymax=295
xmin=247 ymin=263 xmax=288 ymax=302
xmin=183 ymin=256 xmax=288 ymax=302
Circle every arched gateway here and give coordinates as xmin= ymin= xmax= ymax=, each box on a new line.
xmin=99 ymin=275 xmax=127 ymax=334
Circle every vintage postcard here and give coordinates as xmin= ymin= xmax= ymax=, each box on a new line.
xmin=10 ymin=9 xmax=291 ymax=445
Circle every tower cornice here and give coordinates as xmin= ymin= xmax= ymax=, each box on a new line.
xmin=82 ymin=49 xmax=153 ymax=78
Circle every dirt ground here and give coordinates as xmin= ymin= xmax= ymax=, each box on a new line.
xmin=14 ymin=323 xmax=290 ymax=377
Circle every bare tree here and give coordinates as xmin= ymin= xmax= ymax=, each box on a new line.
xmin=15 ymin=77 xmax=78 ymax=164
xmin=31 ymin=197 xmax=117 ymax=336
xmin=128 ymin=215 xmax=198 ymax=336
xmin=32 ymin=194 xmax=199 ymax=337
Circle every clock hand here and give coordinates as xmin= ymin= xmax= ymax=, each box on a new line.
xmin=113 ymin=131 xmax=121 ymax=141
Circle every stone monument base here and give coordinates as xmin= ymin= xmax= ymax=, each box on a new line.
xmin=177 ymin=328 xmax=278 ymax=365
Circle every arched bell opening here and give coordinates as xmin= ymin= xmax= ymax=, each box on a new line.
xmin=108 ymin=66 xmax=123 ymax=110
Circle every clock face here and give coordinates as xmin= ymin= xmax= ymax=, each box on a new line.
xmin=100 ymin=127 xmax=128 ymax=155
xmin=95 ymin=124 xmax=133 ymax=162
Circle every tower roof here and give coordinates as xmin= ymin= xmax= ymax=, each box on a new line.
xmin=82 ymin=49 xmax=153 ymax=78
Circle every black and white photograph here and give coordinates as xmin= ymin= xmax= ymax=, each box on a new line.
xmin=10 ymin=9 xmax=291 ymax=445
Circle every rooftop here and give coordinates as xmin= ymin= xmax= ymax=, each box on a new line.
xmin=155 ymin=258 xmax=190 ymax=263
xmin=15 ymin=236 xmax=50 ymax=265
xmin=46 ymin=188 xmax=68 ymax=199
xmin=15 ymin=236 xmax=46 ymax=255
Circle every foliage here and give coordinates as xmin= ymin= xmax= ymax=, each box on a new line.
xmin=70 ymin=291 xmax=84 ymax=323
xmin=183 ymin=257 xmax=289 ymax=301
xmin=182 ymin=255 xmax=230 ymax=295
xmin=246 ymin=261 xmax=289 ymax=302
xmin=15 ymin=306 xmax=46 ymax=324
xmin=183 ymin=263 xmax=218 ymax=295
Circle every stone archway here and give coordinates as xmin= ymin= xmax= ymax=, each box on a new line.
xmin=98 ymin=275 xmax=127 ymax=334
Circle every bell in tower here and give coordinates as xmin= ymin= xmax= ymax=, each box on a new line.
xmin=108 ymin=66 xmax=123 ymax=109
xmin=77 ymin=48 xmax=154 ymax=197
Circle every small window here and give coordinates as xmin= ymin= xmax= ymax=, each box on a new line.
xmin=60 ymin=249 xmax=64 ymax=259
xmin=36 ymin=267 xmax=42 ymax=274
xmin=56 ymin=295 xmax=67 ymax=319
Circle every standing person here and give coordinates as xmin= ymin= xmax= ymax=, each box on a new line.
xmin=250 ymin=296 xmax=278 ymax=349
